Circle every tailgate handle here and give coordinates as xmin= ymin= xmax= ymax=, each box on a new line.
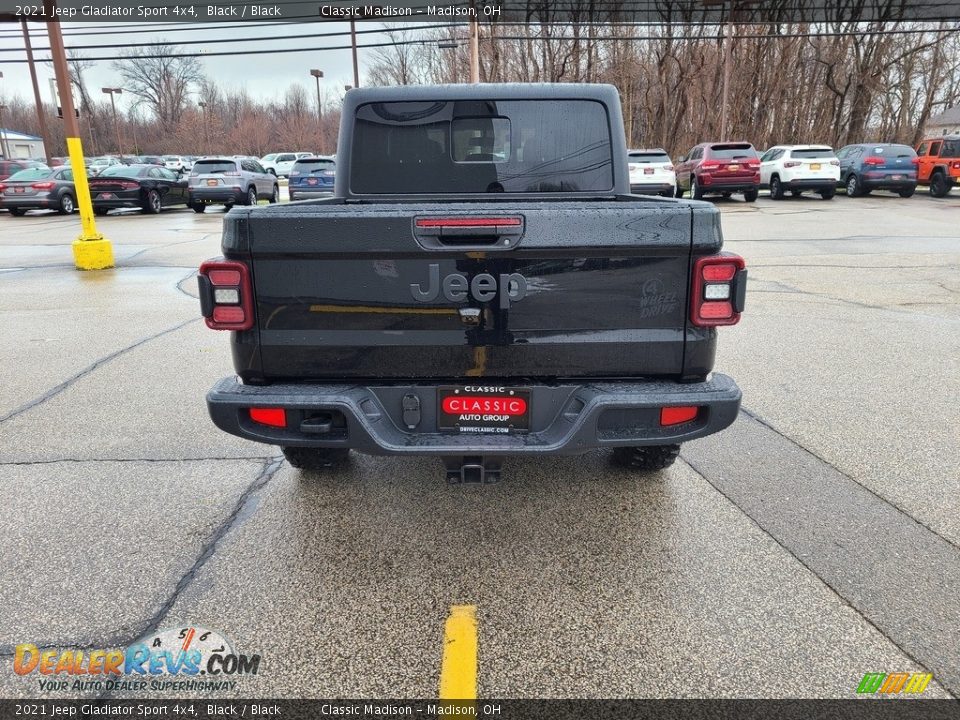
xmin=414 ymin=216 xmax=524 ymax=249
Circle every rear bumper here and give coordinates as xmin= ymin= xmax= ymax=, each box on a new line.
xmin=698 ymin=177 xmax=759 ymax=192
xmin=780 ymin=178 xmax=838 ymax=190
xmin=288 ymin=188 xmax=334 ymax=199
xmin=207 ymin=374 xmax=742 ymax=456
xmin=189 ymin=188 xmax=245 ymax=204
xmin=861 ymin=178 xmax=917 ymax=190
xmin=0 ymin=195 xmax=54 ymax=209
xmin=91 ymin=195 xmax=142 ymax=209
xmin=630 ymin=182 xmax=674 ymax=195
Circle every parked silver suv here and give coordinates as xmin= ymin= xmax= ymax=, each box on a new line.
xmin=187 ymin=157 xmax=279 ymax=212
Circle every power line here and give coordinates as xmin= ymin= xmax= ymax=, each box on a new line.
xmin=0 ymin=22 xmax=462 ymax=51
xmin=0 ymin=22 xmax=955 ymax=65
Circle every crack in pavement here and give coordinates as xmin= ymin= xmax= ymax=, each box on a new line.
xmin=0 ymin=456 xmax=285 ymax=659
xmin=0 ymin=317 xmax=200 ymax=425
xmin=0 ymin=456 xmax=271 ymax=466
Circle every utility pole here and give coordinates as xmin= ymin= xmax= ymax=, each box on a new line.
xmin=719 ymin=3 xmax=735 ymax=142
xmin=199 ymin=101 xmax=209 ymax=154
xmin=21 ymin=22 xmax=53 ymax=164
xmin=469 ymin=0 xmax=480 ymax=83
xmin=310 ymin=69 xmax=324 ymax=152
xmin=350 ymin=20 xmax=360 ymax=88
xmin=43 ymin=0 xmax=112 ymax=270
xmin=102 ymin=87 xmax=123 ymax=157
xmin=0 ymin=72 xmax=8 ymax=159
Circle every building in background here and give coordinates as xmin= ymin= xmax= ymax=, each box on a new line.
xmin=0 ymin=129 xmax=46 ymax=160
xmin=925 ymin=106 xmax=960 ymax=137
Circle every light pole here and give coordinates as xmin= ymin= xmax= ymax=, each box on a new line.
xmin=469 ymin=0 xmax=479 ymax=83
xmin=310 ymin=68 xmax=323 ymax=152
xmin=350 ymin=20 xmax=360 ymax=88
xmin=199 ymin=101 xmax=209 ymax=155
xmin=20 ymin=23 xmax=54 ymax=164
xmin=102 ymin=87 xmax=123 ymax=157
xmin=0 ymin=71 xmax=8 ymax=159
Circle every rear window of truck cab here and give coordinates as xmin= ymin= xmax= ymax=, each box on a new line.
xmin=350 ymin=100 xmax=614 ymax=194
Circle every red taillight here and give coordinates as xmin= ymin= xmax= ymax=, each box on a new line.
xmin=198 ymin=260 xmax=254 ymax=331
xmin=910 ymin=157 xmax=921 ymax=165
xmin=830 ymin=160 xmax=840 ymax=166
xmin=691 ymin=254 xmax=746 ymax=328
xmin=864 ymin=156 xmax=885 ymax=166
xmin=0 ymin=184 xmax=6 ymax=192
xmin=665 ymin=164 xmax=674 ymax=171
xmin=224 ymin=171 xmax=241 ymax=177
xmin=660 ymin=406 xmax=699 ymax=426
xmin=415 ymin=217 xmax=522 ymax=228
xmin=700 ymin=162 xmax=720 ymax=171
xmin=783 ymin=161 xmax=800 ymax=168
xmin=249 ymin=407 xmax=286 ymax=428
xmin=31 ymin=181 xmax=55 ymax=190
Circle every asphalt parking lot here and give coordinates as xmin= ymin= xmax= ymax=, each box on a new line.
xmin=1 ymin=190 xmax=958 ymax=700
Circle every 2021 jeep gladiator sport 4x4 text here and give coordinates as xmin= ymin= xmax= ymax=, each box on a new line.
xmin=198 ymin=84 xmax=746 ymax=482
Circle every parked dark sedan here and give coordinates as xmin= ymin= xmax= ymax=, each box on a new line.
xmin=0 ymin=165 xmax=77 ymax=216
xmin=88 ymin=164 xmax=189 ymax=215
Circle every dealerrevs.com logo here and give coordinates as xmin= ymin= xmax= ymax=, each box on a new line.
xmin=14 ymin=626 xmax=260 ymax=693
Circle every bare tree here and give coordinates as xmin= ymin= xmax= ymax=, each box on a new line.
xmin=113 ymin=43 xmax=204 ymax=132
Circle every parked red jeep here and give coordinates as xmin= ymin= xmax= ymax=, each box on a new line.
xmin=674 ymin=142 xmax=760 ymax=202
xmin=914 ymin=136 xmax=960 ymax=197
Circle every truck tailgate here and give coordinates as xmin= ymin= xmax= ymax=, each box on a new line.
xmin=240 ymin=201 xmax=715 ymax=380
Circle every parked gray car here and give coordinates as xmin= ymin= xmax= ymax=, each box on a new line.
xmin=0 ymin=165 xmax=77 ymax=216
xmin=187 ymin=157 xmax=279 ymax=212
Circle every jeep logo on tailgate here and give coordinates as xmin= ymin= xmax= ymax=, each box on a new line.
xmin=411 ymin=263 xmax=528 ymax=309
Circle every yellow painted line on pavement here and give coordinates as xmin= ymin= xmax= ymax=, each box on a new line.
xmin=439 ymin=605 xmax=478 ymax=700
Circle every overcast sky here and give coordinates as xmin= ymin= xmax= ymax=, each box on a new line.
xmin=0 ymin=22 xmax=419 ymax=112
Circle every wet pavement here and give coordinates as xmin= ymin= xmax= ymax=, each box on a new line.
xmin=1 ymin=191 xmax=958 ymax=700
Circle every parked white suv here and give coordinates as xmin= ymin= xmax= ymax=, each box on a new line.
xmin=259 ymin=152 xmax=298 ymax=177
xmin=627 ymin=149 xmax=676 ymax=197
xmin=759 ymin=145 xmax=840 ymax=200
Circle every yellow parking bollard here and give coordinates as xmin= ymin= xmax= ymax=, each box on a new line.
xmin=67 ymin=136 xmax=114 ymax=270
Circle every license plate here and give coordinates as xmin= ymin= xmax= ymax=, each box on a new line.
xmin=810 ymin=163 xmax=821 ymax=170
xmin=206 ymin=179 xmax=218 ymax=187
xmin=14 ymin=187 xmax=24 ymax=193
xmin=438 ymin=387 xmax=530 ymax=434
xmin=307 ymin=178 xmax=318 ymax=185
xmin=98 ymin=193 xmax=113 ymax=199
xmin=891 ymin=175 xmax=903 ymax=180
xmin=728 ymin=164 xmax=739 ymax=171
xmin=644 ymin=168 xmax=654 ymax=175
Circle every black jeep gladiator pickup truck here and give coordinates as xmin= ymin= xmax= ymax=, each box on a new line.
xmin=198 ymin=84 xmax=746 ymax=482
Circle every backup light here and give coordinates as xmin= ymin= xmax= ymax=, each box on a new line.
xmin=704 ymin=284 xmax=731 ymax=300
xmin=214 ymin=288 xmax=240 ymax=304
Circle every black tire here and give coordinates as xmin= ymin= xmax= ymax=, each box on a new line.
xmin=190 ymin=203 xmax=206 ymax=213
xmin=791 ymin=189 xmax=803 ymax=198
xmin=58 ymin=193 xmax=75 ymax=215
xmin=143 ymin=189 xmax=161 ymax=214
xmin=769 ymin=175 xmax=784 ymax=200
xmin=282 ymin=446 xmax=350 ymax=472
xmin=244 ymin=186 xmax=257 ymax=206
xmin=268 ymin=168 xmax=277 ymax=176
xmin=612 ymin=444 xmax=681 ymax=471
xmin=743 ymin=188 xmax=759 ymax=202
xmin=660 ymin=189 xmax=673 ymax=198
xmin=820 ymin=187 xmax=836 ymax=200
xmin=691 ymin=175 xmax=704 ymax=200
xmin=288 ymin=192 xmax=296 ymax=202
xmin=845 ymin=173 xmax=862 ymax=197
xmin=9 ymin=208 xmax=26 ymax=217
xmin=94 ymin=207 xmax=109 ymax=216
xmin=674 ymin=184 xmax=684 ymax=198
xmin=269 ymin=184 xmax=280 ymax=204
xmin=929 ymin=172 xmax=950 ymax=198
xmin=721 ymin=192 xmax=732 ymax=198
xmin=898 ymin=186 xmax=916 ymax=198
